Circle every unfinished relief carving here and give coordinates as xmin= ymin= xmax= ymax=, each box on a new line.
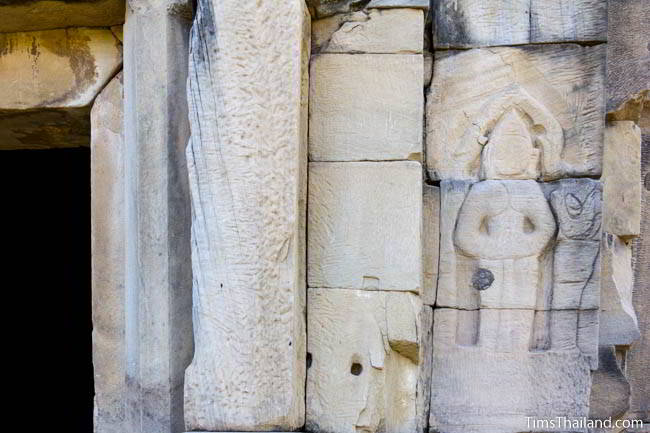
xmin=431 ymin=98 xmax=602 ymax=433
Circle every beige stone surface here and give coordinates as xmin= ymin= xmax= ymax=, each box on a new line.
xmin=308 ymin=161 xmax=422 ymax=293
xmin=422 ymin=184 xmax=439 ymax=305
xmin=0 ymin=0 xmax=125 ymax=33
xmin=122 ymin=3 xmax=193 ymax=432
xmin=183 ymin=0 xmax=310 ymax=430
xmin=314 ymin=9 xmax=423 ymax=54
xmin=307 ymin=288 xmax=429 ymax=433
xmin=603 ymin=121 xmax=642 ymax=238
xmin=0 ymin=28 xmax=123 ymax=110
xmin=433 ymin=0 xmax=607 ymax=48
xmin=426 ymin=45 xmax=605 ymax=181
xmin=91 ymin=72 xmax=124 ymax=433
xmin=310 ymin=54 xmax=423 ymax=161
xmin=0 ymin=27 xmax=123 ymax=150
xmin=430 ymin=308 xmax=595 ymax=433
xmin=600 ymin=233 xmax=640 ymax=346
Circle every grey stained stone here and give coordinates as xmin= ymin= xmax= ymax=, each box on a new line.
xmin=307 ymin=0 xmax=427 ymax=18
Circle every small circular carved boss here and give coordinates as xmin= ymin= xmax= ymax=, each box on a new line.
xmin=472 ymin=268 xmax=495 ymax=291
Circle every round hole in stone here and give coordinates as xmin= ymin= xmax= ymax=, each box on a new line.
xmin=306 ymin=352 xmax=312 ymax=369
xmin=350 ymin=362 xmax=363 ymax=376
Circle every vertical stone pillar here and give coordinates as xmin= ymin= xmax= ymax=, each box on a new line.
xmin=123 ymin=2 xmax=193 ymax=432
xmin=182 ymin=0 xmax=310 ymax=430
xmin=91 ymin=72 xmax=125 ymax=433
xmin=427 ymin=2 xmax=607 ymax=431
xmin=307 ymin=4 xmax=430 ymax=432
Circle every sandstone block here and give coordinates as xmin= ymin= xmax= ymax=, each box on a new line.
xmin=310 ymin=54 xmax=423 ymax=161
xmin=0 ymin=28 xmax=123 ymax=110
xmin=308 ymin=161 xmax=422 ymax=292
xmin=0 ymin=28 xmax=123 ymax=150
xmin=589 ymin=346 xmax=631 ymax=422
xmin=603 ymin=121 xmax=642 ymax=238
xmin=422 ymin=184 xmax=439 ymax=305
xmin=307 ymin=288 xmax=430 ymax=433
xmin=431 ymin=308 xmax=594 ymax=433
xmin=600 ymin=233 xmax=640 ymax=346
xmin=426 ymin=45 xmax=605 ymax=181
xmin=0 ymin=0 xmax=124 ymax=33
xmin=433 ymin=0 xmax=606 ymax=48
xmin=182 ymin=0 xmax=310 ymax=430
xmin=314 ymin=9 xmax=423 ymax=54
xmin=91 ymin=73 xmax=124 ymax=433
xmin=307 ymin=0 xmax=427 ymax=18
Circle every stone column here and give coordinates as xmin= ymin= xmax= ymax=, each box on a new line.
xmin=182 ymin=0 xmax=310 ymax=430
xmin=123 ymin=2 xmax=193 ymax=432
xmin=307 ymin=3 xmax=431 ymax=432
xmin=427 ymin=2 xmax=607 ymax=432
xmin=91 ymin=72 xmax=125 ymax=433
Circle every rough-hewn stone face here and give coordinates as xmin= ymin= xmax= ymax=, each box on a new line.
xmin=308 ymin=161 xmax=422 ymax=293
xmin=603 ymin=121 xmax=642 ymax=238
xmin=313 ymin=8 xmax=423 ymax=54
xmin=433 ymin=0 xmax=607 ymax=48
xmin=0 ymin=28 xmax=122 ymax=150
xmin=182 ymin=0 xmax=310 ymax=430
xmin=307 ymin=0 xmax=427 ymax=19
xmin=91 ymin=72 xmax=124 ymax=433
xmin=422 ymin=185 xmax=439 ymax=306
xmin=0 ymin=0 xmax=124 ymax=33
xmin=426 ymin=44 xmax=606 ymax=181
xmin=310 ymin=54 xmax=423 ymax=161
xmin=307 ymin=288 xmax=429 ymax=433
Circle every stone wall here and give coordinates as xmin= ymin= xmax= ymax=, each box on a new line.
xmin=2 ymin=0 xmax=647 ymax=432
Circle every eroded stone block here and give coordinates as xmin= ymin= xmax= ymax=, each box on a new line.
xmin=307 ymin=288 xmax=429 ymax=433
xmin=307 ymin=0 xmax=427 ymax=18
xmin=313 ymin=8 xmax=423 ymax=54
xmin=0 ymin=28 xmax=123 ymax=150
xmin=604 ymin=121 xmax=642 ymax=238
xmin=0 ymin=28 xmax=123 ymax=110
xmin=422 ymin=184 xmax=439 ymax=305
xmin=308 ymin=161 xmax=422 ymax=292
xmin=0 ymin=0 xmax=125 ymax=33
xmin=183 ymin=0 xmax=310 ymax=430
xmin=433 ymin=0 xmax=607 ymax=48
xmin=600 ymin=233 xmax=640 ymax=346
xmin=431 ymin=308 xmax=594 ymax=433
xmin=310 ymin=54 xmax=423 ymax=161
xmin=426 ymin=45 xmax=605 ymax=181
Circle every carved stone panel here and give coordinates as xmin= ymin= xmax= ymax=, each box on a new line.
xmin=430 ymin=83 xmax=603 ymax=430
xmin=426 ymin=44 xmax=605 ymax=181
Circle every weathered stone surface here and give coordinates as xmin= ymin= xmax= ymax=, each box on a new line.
xmin=422 ymin=184 xmax=439 ymax=305
xmin=91 ymin=72 xmax=124 ymax=433
xmin=310 ymin=54 xmax=423 ymax=161
xmin=313 ymin=8 xmax=422 ymax=54
xmin=604 ymin=121 xmax=642 ymax=238
xmin=600 ymin=233 xmax=640 ymax=347
xmin=307 ymin=0 xmax=427 ymax=18
xmin=433 ymin=0 xmax=607 ymax=48
xmin=628 ymin=115 xmax=650 ymax=424
xmin=431 ymin=308 xmax=594 ymax=433
xmin=182 ymin=0 xmax=310 ymax=430
xmin=308 ymin=161 xmax=422 ymax=292
xmin=0 ymin=28 xmax=123 ymax=150
xmin=0 ymin=28 xmax=122 ymax=110
xmin=307 ymin=288 xmax=429 ymax=433
xmin=0 ymin=0 xmax=124 ymax=33
xmin=589 ymin=346 xmax=631 ymax=422
xmin=123 ymin=3 xmax=193 ymax=433
xmin=426 ymin=44 xmax=605 ymax=181
xmin=606 ymin=0 xmax=650 ymax=117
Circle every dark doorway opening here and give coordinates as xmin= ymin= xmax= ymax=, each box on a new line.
xmin=2 ymin=148 xmax=93 ymax=432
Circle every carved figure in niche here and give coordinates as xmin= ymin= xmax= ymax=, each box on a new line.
xmin=453 ymin=104 xmax=557 ymax=348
